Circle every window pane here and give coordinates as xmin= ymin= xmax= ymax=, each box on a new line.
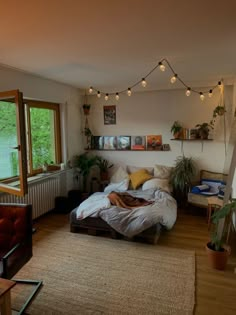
xmin=0 ymin=101 xmax=19 ymax=179
xmin=30 ymin=107 xmax=56 ymax=169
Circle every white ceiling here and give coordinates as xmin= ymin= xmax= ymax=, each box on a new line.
xmin=1 ymin=0 xmax=236 ymax=94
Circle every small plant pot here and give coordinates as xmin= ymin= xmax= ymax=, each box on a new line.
xmin=83 ymin=108 xmax=90 ymax=115
xmin=100 ymin=172 xmax=109 ymax=181
xmin=206 ymin=242 xmax=230 ymax=270
xmin=173 ymin=131 xmax=181 ymax=139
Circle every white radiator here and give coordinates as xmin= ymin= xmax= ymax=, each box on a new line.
xmin=0 ymin=169 xmax=75 ymax=219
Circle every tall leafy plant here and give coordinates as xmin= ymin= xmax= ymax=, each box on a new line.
xmin=170 ymin=155 xmax=196 ymax=204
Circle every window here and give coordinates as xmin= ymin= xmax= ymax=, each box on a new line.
xmin=0 ymin=90 xmax=61 ymax=196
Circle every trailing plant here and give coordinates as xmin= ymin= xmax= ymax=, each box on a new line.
xmin=210 ymin=105 xmax=226 ymax=126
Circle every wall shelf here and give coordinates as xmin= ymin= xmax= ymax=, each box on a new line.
xmin=171 ymin=138 xmax=213 ymax=141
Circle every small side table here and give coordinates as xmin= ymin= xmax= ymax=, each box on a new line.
xmin=207 ymin=196 xmax=223 ymax=230
xmin=0 ymin=278 xmax=16 ymax=315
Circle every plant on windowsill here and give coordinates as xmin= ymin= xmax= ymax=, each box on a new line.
xmin=170 ymin=121 xmax=183 ymax=139
xmin=96 ymin=156 xmax=114 ymax=181
xmin=206 ymin=201 xmax=235 ymax=270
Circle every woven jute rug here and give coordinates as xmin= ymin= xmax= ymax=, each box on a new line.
xmin=12 ymin=230 xmax=195 ymax=315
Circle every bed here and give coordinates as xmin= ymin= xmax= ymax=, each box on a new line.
xmin=70 ymin=165 xmax=177 ymax=244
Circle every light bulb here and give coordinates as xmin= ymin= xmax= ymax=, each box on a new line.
xmin=200 ymin=92 xmax=205 ymax=101
xmin=141 ymin=78 xmax=147 ymax=87
xmin=105 ymin=93 xmax=109 ymax=101
xmin=115 ymin=93 xmax=119 ymax=101
xmin=186 ymin=88 xmax=191 ymax=96
xmin=89 ymin=87 xmax=93 ymax=94
xmin=170 ymin=74 xmax=177 ymax=84
xmin=97 ymin=91 xmax=101 ymax=98
xmin=127 ymin=88 xmax=132 ymax=96
xmin=208 ymin=89 xmax=213 ymax=98
xmin=158 ymin=62 xmax=165 ymax=72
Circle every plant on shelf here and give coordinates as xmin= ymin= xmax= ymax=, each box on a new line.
xmin=73 ymin=152 xmax=98 ymax=192
xmin=206 ymin=200 xmax=235 ymax=270
xmin=171 ymin=121 xmax=183 ymax=139
xmin=170 ymin=155 xmax=196 ymax=206
xmin=96 ymin=156 xmax=114 ymax=181
xmin=195 ymin=122 xmax=214 ymax=139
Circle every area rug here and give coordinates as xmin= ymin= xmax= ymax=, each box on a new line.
xmin=12 ymin=231 xmax=195 ymax=314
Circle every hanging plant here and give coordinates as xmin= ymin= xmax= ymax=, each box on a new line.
xmin=83 ymin=104 xmax=91 ymax=115
xmin=210 ymin=105 xmax=226 ymax=126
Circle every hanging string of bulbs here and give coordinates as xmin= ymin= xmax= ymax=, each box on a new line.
xmin=88 ymin=58 xmax=222 ymax=101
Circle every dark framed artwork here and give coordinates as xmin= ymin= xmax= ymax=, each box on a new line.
xmin=104 ymin=105 xmax=116 ymax=125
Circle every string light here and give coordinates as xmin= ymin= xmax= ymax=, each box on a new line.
xmin=208 ymin=89 xmax=213 ymax=97
xmin=141 ymin=78 xmax=147 ymax=87
xmin=186 ymin=88 xmax=191 ymax=96
xmin=200 ymin=92 xmax=205 ymax=101
xmin=170 ymin=74 xmax=177 ymax=84
xmin=89 ymin=58 xmax=222 ymax=101
xmin=158 ymin=62 xmax=166 ymax=72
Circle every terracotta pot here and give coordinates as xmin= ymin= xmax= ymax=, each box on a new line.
xmin=206 ymin=242 xmax=230 ymax=270
xmin=174 ymin=131 xmax=181 ymax=139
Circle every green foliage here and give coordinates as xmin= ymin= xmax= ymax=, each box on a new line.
xmin=96 ymin=156 xmax=113 ymax=172
xmin=210 ymin=201 xmax=236 ymax=251
xmin=0 ymin=101 xmax=16 ymax=135
xmin=170 ymin=121 xmax=182 ymax=134
xmin=170 ymin=155 xmax=196 ymax=195
xmin=73 ymin=153 xmax=98 ymax=191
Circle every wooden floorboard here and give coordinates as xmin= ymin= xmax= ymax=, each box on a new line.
xmin=34 ymin=211 xmax=236 ymax=315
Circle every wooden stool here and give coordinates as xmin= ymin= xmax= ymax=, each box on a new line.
xmin=207 ymin=196 xmax=223 ymax=230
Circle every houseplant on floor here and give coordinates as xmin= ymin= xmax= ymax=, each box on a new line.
xmin=170 ymin=155 xmax=196 ymax=206
xmin=73 ymin=152 xmax=98 ymax=194
xmin=96 ymin=156 xmax=113 ymax=181
xmin=206 ymin=201 xmax=235 ymax=270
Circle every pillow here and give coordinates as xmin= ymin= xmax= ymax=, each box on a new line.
xmin=142 ymin=178 xmax=171 ymax=193
xmin=110 ymin=166 xmax=129 ymax=183
xmin=191 ymin=184 xmax=210 ymax=194
xmin=154 ymin=164 xmax=173 ymax=179
xmin=127 ymin=165 xmax=154 ymax=175
xmin=104 ymin=179 xmax=129 ymax=193
xmin=200 ymin=179 xmax=225 ymax=196
xmin=129 ymin=169 xmax=153 ymax=190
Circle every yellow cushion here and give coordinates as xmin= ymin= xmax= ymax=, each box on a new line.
xmin=129 ymin=169 xmax=153 ymax=190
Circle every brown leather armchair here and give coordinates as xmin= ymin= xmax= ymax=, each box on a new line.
xmin=0 ymin=203 xmax=42 ymax=315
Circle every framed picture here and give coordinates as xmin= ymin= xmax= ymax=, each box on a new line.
xmin=103 ymin=136 xmax=117 ymax=150
xmin=162 ymin=144 xmax=170 ymax=151
xmin=117 ymin=136 xmax=131 ymax=150
xmin=104 ymin=105 xmax=116 ymax=125
xmin=146 ymin=135 xmax=162 ymax=151
xmin=92 ymin=136 xmax=104 ymax=150
xmin=131 ymin=136 xmax=146 ymax=150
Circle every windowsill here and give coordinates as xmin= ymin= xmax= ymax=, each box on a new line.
xmin=1 ymin=169 xmax=73 ymax=189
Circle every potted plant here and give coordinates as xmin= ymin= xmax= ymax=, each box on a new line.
xmin=206 ymin=201 xmax=235 ymax=270
xmin=83 ymin=104 xmax=91 ymax=115
xmin=210 ymin=105 xmax=226 ymax=126
xmin=171 ymin=121 xmax=183 ymax=139
xmin=96 ymin=156 xmax=113 ymax=181
xmin=73 ymin=153 xmax=98 ymax=193
xmin=170 ymin=155 xmax=196 ymax=206
xmin=195 ymin=122 xmax=214 ymax=139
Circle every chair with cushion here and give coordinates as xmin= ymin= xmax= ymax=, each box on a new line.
xmin=0 ymin=203 xmax=42 ymax=315
xmin=188 ymin=170 xmax=227 ymax=210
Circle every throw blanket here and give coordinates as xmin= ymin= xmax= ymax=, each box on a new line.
xmin=108 ymin=192 xmax=153 ymax=209
xmin=76 ymin=188 xmax=177 ymax=237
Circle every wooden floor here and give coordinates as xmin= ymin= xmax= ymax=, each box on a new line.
xmin=34 ymin=210 xmax=236 ymax=315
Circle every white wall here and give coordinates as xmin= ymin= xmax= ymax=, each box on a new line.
xmin=0 ymin=65 xmax=83 ymax=161
xmin=87 ymin=85 xmax=234 ymax=177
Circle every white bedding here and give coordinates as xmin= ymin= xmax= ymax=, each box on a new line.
xmin=76 ymin=188 xmax=177 ymax=237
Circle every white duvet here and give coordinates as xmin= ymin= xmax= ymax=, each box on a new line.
xmin=76 ymin=188 xmax=177 ymax=237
